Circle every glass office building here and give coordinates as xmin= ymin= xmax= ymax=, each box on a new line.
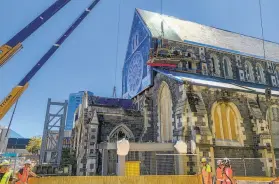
xmin=65 ymin=91 xmax=93 ymax=130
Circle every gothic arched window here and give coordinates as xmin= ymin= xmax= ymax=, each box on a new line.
xmin=158 ymin=82 xmax=173 ymax=142
xmin=223 ymin=56 xmax=233 ymax=79
xmin=178 ymin=62 xmax=183 ymax=69
xmin=245 ymin=61 xmax=255 ymax=82
xmin=256 ymin=63 xmax=265 ymax=84
xmin=108 ymin=124 xmax=135 ymax=142
xmin=212 ymin=102 xmax=243 ymax=144
xmin=276 ymin=66 xmax=279 ymax=85
xmin=210 ymin=54 xmax=220 ymax=76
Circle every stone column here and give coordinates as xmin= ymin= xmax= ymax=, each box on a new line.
xmin=116 ymin=138 xmax=130 ymax=176
xmin=101 ymin=149 xmax=108 ymax=176
xmin=174 ymin=140 xmax=188 ymax=175
xmin=117 ymin=155 xmax=126 ymax=176
xmin=210 ymin=146 xmax=215 ymax=175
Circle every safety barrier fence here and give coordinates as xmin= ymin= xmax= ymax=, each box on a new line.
xmin=124 ymin=152 xmax=279 ymax=177
xmin=234 ymin=177 xmax=279 ymax=184
xmin=123 ymin=153 xmax=279 ymax=177
xmin=28 ymin=175 xmax=279 ymax=184
xmin=214 ymin=158 xmax=279 ymax=177
xmin=125 ymin=152 xmax=198 ymax=175
xmin=29 ymin=175 xmax=203 ymax=184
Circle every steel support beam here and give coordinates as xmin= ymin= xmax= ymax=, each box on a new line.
xmin=39 ymin=98 xmax=67 ymax=166
xmin=98 ymin=142 xmax=174 ymax=151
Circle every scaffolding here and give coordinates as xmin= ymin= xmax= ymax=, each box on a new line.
xmin=39 ymin=98 xmax=68 ymax=166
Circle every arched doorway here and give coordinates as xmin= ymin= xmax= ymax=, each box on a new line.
xmin=108 ymin=124 xmax=135 ymax=142
xmin=107 ymin=124 xmax=135 ymax=175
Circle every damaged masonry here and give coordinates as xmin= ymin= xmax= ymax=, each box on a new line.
xmin=73 ymin=9 xmax=279 ymax=177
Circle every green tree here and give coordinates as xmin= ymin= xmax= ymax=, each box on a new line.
xmin=26 ymin=136 xmax=42 ymax=154
xmin=61 ymin=148 xmax=77 ymax=175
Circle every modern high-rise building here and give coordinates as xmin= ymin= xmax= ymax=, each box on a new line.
xmin=65 ymin=91 xmax=93 ymax=130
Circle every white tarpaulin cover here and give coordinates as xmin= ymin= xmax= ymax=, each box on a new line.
xmin=155 ymin=68 xmax=279 ymax=96
xmin=117 ymin=138 xmax=130 ymax=156
xmin=154 ymin=68 xmax=251 ymax=92
xmin=137 ymin=9 xmax=279 ymax=62
xmin=242 ymin=86 xmax=279 ymax=96
xmin=177 ymin=75 xmax=251 ymax=91
xmin=174 ymin=140 xmax=187 ymax=154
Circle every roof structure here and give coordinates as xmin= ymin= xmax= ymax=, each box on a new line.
xmin=137 ymin=9 xmax=279 ymax=62
xmin=88 ymin=95 xmax=135 ymax=110
xmin=154 ymin=68 xmax=279 ymax=96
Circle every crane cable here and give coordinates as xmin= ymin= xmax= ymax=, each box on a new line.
xmin=5 ymin=100 xmax=18 ymax=138
xmin=112 ymin=0 xmax=122 ymax=98
xmin=258 ymin=0 xmax=266 ymax=59
xmin=258 ymin=0 xmax=276 ymax=178
xmin=160 ymin=0 xmax=164 ymax=42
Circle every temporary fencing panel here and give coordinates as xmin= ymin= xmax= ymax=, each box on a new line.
xmin=155 ymin=153 xmax=198 ymax=175
xmin=276 ymin=159 xmax=279 ymax=176
xmin=125 ymin=151 xmax=198 ymax=175
xmin=234 ymin=176 xmax=277 ymax=184
xmin=214 ymin=158 xmax=269 ymax=177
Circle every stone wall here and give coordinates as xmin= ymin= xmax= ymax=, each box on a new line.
xmin=139 ymin=72 xmax=185 ymax=142
xmin=74 ymin=100 xmax=144 ymax=176
xmin=162 ymin=39 xmax=279 ymax=88
xmin=136 ymin=71 xmax=279 ymax=176
xmin=97 ymin=109 xmax=143 ymax=142
xmin=201 ymin=89 xmax=275 ymax=176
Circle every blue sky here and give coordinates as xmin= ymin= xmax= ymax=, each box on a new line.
xmin=0 ymin=0 xmax=278 ymax=138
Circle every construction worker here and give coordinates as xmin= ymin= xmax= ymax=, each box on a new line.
xmin=16 ymin=160 xmax=39 ymax=184
xmin=0 ymin=160 xmax=14 ymax=184
xmin=216 ymin=160 xmax=224 ymax=184
xmin=222 ymin=158 xmax=235 ymax=184
xmin=201 ymin=157 xmax=212 ymax=184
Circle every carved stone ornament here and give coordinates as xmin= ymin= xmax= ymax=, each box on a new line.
xmin=217 ymin=90 xmax=231 ymax=103
xmin=265 ymin=88 xmax=271 ymax=102
xmin=187 ymin=92 xmax=199 ymax=105
xmin=260 ymin=134 xmax=271 ymax=139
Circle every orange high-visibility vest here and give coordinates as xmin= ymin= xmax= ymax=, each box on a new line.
xmin=216 ymin=167 xmax=224 ymax=184
xmin=202 ymin=164 xmax=212 ymax=184
xmin=223 ymin=167 xmax=234 ymax=184
xmin=16 ymin=168 xmax=29 ymax=184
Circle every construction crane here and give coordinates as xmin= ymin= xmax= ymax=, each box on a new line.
xmin=0 ymin=0 xmax=71 ymax=68
xmin=0 ymin=0 xmax=100 ymax=120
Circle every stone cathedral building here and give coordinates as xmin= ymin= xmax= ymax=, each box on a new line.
xmin=73 ymin=9 xmax=279 ymax=176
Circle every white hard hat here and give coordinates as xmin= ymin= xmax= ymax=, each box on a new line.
xmin=217 ymin=160 xmax=222 ymax=165
xmin=222 ymin=158 xmax=230 ymax=166
xmin=24 ymin=159 xmax=32 ymax=165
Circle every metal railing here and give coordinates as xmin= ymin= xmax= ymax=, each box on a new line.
xmin=214 ymin=158 xmax=272 ymax=177
xmin=124 ymin=153 xmax=278 ymax=177
xmin=125 ymin=151 xmax=198 ymax=176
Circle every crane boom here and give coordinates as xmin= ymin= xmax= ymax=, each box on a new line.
xmin=0 ymin=0 xmax=100 ymax=120
xmin=0 ymin=0 xmax=71 ymax=68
